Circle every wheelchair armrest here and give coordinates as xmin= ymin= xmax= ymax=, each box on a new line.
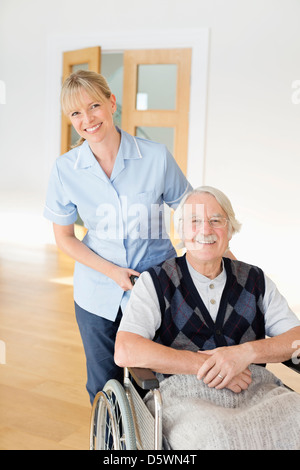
xmin=282 ymin=359 xmax=300 ymax=374
xmin=128 ymin=367 xmax=160 ymax=390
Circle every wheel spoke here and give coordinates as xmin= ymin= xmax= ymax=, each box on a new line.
xmin=90 ymin=379 xmax=136 ymax=450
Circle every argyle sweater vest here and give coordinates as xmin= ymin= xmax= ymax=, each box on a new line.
xmin=147 ymin=255 xmax=266 ymax=353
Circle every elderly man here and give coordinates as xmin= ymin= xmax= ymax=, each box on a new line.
xmin=115 ymin=186 xmax=300 ymax=450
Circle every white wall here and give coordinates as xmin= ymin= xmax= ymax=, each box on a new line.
xmin=0 ymin=0 xmax=299 ymax=313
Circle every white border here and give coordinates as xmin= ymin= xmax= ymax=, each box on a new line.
xmin=44 ymin=29 xmax=210 ymax=187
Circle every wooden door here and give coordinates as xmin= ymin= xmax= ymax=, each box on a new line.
xmin=121 ymin=48 xmax=192 ymax=175
xmin=122 ymin=48 xmax=192 ymax=249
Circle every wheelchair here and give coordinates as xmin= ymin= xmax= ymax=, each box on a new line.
xmin=90 ymin=367 xmax=163 ymax=450
xmin=89 ymin=359 xmax=300 ymax=450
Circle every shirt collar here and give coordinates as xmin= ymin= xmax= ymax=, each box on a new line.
xmin=73 ymin=127 xmax=142 ymax=170
xmin=117 ymin=127 xmax=143 ymax=160
xmin=186 ymin=259 xmax=227 ymax=285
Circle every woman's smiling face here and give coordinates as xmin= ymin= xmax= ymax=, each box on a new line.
xmin=68 ymin=88 xmax=117 ymax=145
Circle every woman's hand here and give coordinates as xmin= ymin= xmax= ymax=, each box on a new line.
xmin=111 ymin=266 xmax=140 ymax=291
xmin=53 ymin=223 xmax=140 ymax=291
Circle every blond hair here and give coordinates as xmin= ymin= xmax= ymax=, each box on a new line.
xmin=61 ymin=70 xmax=112 ymax=147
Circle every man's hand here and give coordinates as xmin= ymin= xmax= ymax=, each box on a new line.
xmin=197 ymin=344 xmax=251 ymax=390
xmin=222 ymin=369 xmax=252 ymax=393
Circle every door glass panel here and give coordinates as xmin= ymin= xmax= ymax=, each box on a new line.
xmin=136 ymin=126 xmax=174 ymax=154
xmin=72 ymin=63 xmax=89 ymax=72
xmin=136 ymin=64 xmax=177 ymax=110
xmin=71 ymin=125 xmax=80 ymax=147
xmin=102 ymin=53 xmax=124 ymax=128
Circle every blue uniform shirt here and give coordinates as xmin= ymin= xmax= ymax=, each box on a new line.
xmin=44 ymin=128 xmax=192 ymax=320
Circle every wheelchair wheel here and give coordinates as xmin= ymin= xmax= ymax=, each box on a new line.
xmin=90 ymin=379 xmax=137 ymax=450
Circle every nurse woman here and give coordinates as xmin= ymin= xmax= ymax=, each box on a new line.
xmin=44 ymin=70 xmax=192 ymax=404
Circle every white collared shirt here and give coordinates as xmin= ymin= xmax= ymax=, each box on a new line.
xmin=44 ymin=128 xmax=192 ymax=320
xmin=186 ymin=260 xmax=227 ymax=322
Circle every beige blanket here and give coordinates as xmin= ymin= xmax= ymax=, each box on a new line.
xmin=144 ymin=365 xmax=300 ymax=450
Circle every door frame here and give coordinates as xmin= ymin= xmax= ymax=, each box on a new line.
xmin=44 ymin=28 xmax=210 ymax=188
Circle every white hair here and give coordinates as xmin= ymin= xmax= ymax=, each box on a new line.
xmin=174 ymin=186 xmax=242 ymax=243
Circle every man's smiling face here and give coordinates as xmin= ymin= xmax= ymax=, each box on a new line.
xmin=182 ymin=192 xmax=231 ymax=263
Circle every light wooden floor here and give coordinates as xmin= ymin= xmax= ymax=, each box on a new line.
xmin=0 ymin=243 xmax=299 ymax=450
xmin=0 ymin=243 xmax=91 ymax=450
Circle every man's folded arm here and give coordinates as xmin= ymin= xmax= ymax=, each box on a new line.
xmin=114 ymin=331 xmax=206 ymax=376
